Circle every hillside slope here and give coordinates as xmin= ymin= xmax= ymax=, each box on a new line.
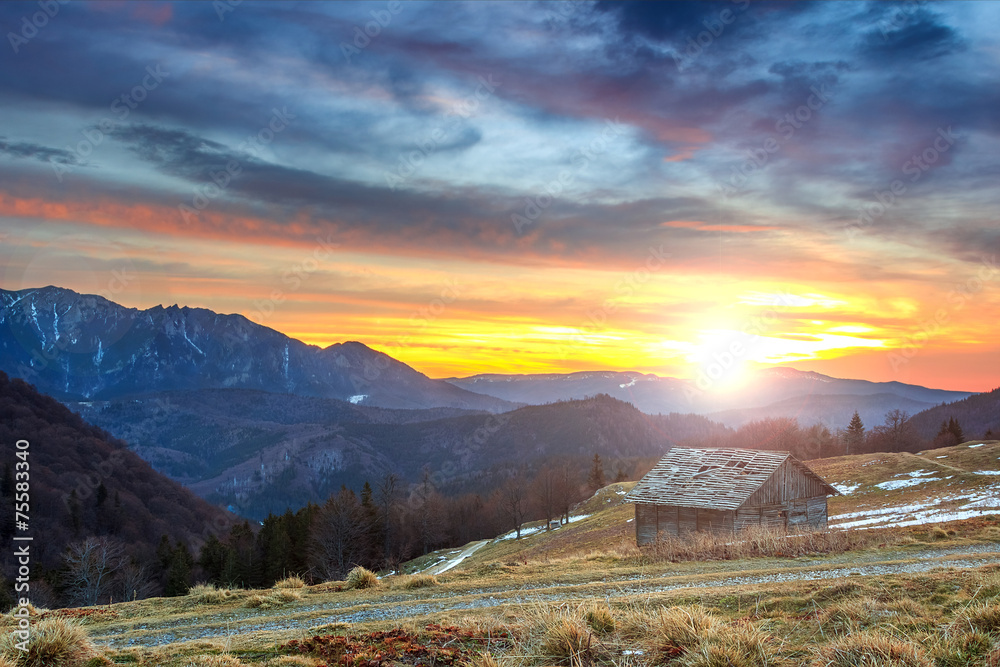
xmin=0 ymin=372 xmax=233 ymax=594
xmin=73 ymin=391 xmax=727 ymax=518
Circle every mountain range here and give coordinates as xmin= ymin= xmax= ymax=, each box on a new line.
xmin=0 ymin=286 xmax=513 ymax=412
xmin=0 ymin=285 xmax=990 ymax=519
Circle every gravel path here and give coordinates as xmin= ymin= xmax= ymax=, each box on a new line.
xmin=92 ymin=543 xmax=1000 ymax=648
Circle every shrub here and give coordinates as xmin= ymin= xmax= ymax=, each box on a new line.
xmin=273 ymin=576 xmax=306 ymax=590
xmin=815 ymin=632 xmax=933 ymax=667
xmin=184 ymin=657 xmax=248 ymax=667
xmin=541 ymin=618 xmax=592 ymax=665
xmin=0 ymin=617 xmax=101 ymax=667
xmin=584 ymin=605 xmax=616 ymax=633
xmin=346 ymin=566 xmax=379 ymax=590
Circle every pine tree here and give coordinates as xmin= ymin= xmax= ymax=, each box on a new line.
xmin=587 ymin=454 xmax=606 ymax=492
xmin=948 ymin=417 xmax=965 ymax=444
xmin=845 ymin=411 xmax=865 ymax=456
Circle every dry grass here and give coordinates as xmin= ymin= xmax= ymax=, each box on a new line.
xmin=183 ymin=656 xmax=248 ymax=667
xmin=272 ymin=576 xmax=306 ymax=589
xmin=190 ymin=583 xmax=244 ymax=604
xmin=583 ymin=605 xmax=616 ymax=633
xmin=392 ymin=574 xmax=440 ymax=590
xmin=244 ymin=589 xmax=302 ymax=609
xmin=346 ymin=566 xmax=380 ymax=590
xmin=540 ymin=618 xmax=593 ymax=665
xmin=814 ymin=632 xmax=933 ymax=666
xmin=677 ymin=622 xmax=778 ymax=667
xmin=956 ymin=600 xmax=1000 ymax=633
xmin=0 ymin=617 xmax=102 ymax=667
xmin=653 ymin=605 xmax=721 ymax=658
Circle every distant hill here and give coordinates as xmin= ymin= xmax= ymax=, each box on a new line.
xmin=0 ymin=371 xmax=232 ymax=596
xmin=72 ymin=390 xmax=729 ymax=518
xmin=447 ymin=367 xmax=973 ymax=427
xmin=908 ymin=387 xmax=1000 ymax=440
xmin=0 ymin=286 xmax=515 ymax=412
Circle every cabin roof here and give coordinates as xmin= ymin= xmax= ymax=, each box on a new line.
xmin=624 ymin=447 xmax=838 ymax=511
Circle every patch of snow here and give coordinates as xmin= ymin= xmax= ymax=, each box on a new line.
xmin=348 ymin=394 xmax=368 ymax=404
xmin=622 ymin=650 xmax=645 ymax=656
xmin=833 ymin=483 xmax=860 ymax=496
xmin=181 ymin=324 xmax=204 ymax=355
xmin=876 ymin=477 xmax=941 ymax=491
xmin=627 ymin=518 xmax=633 ymax=523
xmin=970 ymin=444 xmax=986 ymax=448
xmin=616 ymin=489 xmax=627 ymax=495
xmin=829 ymin=481 xmax=1000 ymax=530
xmin=974 ymin=470 xmax=1000 ymax=476
xmin=619 ymin=378 xmax=637 ymax=389
xmin=497 ymin=514 xmax=592 ymax=541
xmin=936 ymin=456 xmax=948 ymax=459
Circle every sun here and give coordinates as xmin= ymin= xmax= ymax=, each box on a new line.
xmin=687 ymin=326 xmax=755 ymax=394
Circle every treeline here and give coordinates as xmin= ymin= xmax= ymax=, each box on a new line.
xmin=696 ymin=408 xmax=989 ymax=463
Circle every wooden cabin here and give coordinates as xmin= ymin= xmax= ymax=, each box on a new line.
xmin=625 ymin=447 xmax=838 ymax=545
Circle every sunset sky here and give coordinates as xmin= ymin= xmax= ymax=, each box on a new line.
xmin=1 ymin=1 xmax=998 ymax=391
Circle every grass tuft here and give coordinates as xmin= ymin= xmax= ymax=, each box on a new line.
xmin=583 ymin=604 xmax=616 ymax=633
xmin=815 ymin=631 xmax=933 ymax=667
xmin=346 ymin=566 xmax=380 ymax=590
xmin=273 ymin=576 xmax=306 ymax=589
xmin=654 ymin=605 xmax=720 ymax=659
xmin=541 ymin=618 xmax=592 ymax=665
xmin=190 ymin=583 xmax=242 ymax=604
xmin=0 ymin=617 xmax=101 ymax=667
xmin=244 ymin=589 xmax=302 ymax=609
xmin=395 ymin=574 xmax=440 ymax=590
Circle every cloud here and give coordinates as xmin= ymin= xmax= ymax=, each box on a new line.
xmin=0 ymin=138 xmax=81 ymax=165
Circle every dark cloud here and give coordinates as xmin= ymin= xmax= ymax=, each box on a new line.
xmin=0 ymin=138 xmax=80 ymax=165
xmin=860 ymin=6 xmax=965 ymax=62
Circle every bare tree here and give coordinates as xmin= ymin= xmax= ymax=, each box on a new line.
xmin=533 ymin=464 xmax=558 ymax=530
xmin=499 ymin=471 xmax=529 ymax=539
xmin=117 ymin=561 xmax=156 ymax=602
xmin=310 ymin=488 xmax=369 ymax=581
xmin=63 ymin=536 xmax=127 ymax=606
xmin=376 ymin=472 xmax=399 ymax=564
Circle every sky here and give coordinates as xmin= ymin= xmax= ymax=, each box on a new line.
xmin=0 ymin=1 xmax=998 ymax=391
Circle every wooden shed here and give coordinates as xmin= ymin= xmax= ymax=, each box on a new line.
xmin=625 ymin=447 xmax=838 ymax=545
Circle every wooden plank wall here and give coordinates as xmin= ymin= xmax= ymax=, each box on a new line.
xmin=743 ymin=460 xmax=832 ymax=509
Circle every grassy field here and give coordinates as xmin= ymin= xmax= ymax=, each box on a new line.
xmin=5 ymin=443 xmax=1000 ymax=666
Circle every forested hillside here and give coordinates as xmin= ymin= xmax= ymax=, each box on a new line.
xmin=0 ymin=371 xmax=233 ymax=607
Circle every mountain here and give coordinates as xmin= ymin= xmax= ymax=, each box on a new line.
xmin=71 ymin=390 xmax=729 ymax=519
xmin=0 ymin=286 xmax=514 ymax=412
xmin=446 ymin=367 xmax=973 ymax=428
xmin=908 ymin=386 xmax=1000 ymax=440
xmin=0 ymin=371 xmax=232 ymax=597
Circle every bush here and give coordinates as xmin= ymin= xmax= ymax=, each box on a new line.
xmin=815 ymin=632 xmax=932 ymax=667
xmin=0 ymin=617 xmax=101 ymax=667
xmin=273 ymin=576 xmax=306 ymax=589
xmin=346 ymin=566 xmax=379 ymax=590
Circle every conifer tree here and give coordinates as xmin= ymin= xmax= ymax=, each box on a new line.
xmin=845 ymin=411 xmax=865 ymax=455
xmin=587 ymin=453 xmax=606 ymax=492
